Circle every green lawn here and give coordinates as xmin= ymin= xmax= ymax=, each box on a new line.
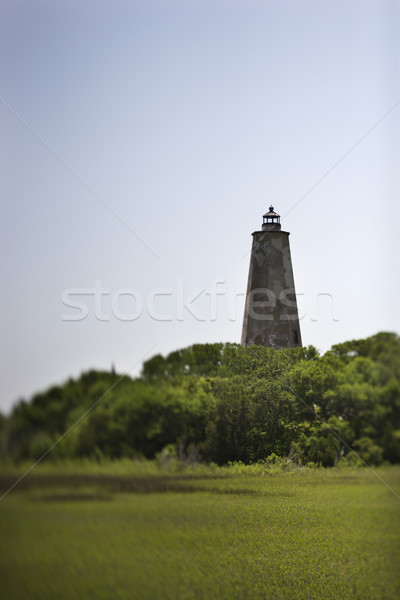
xmin=0 ymin=467 xmax=399 ymax=599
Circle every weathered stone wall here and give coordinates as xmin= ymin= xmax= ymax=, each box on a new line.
xmin=241 ymin=230 xmax=302 ymax=348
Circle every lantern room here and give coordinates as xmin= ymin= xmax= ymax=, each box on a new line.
xmin=262 ymin=206 xmax=281 ymax=231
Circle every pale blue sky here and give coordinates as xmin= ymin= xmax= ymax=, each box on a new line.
xmin=1 ymin=0 xmax=399 ymax=412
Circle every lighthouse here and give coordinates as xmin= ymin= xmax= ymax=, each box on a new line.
xmin=241 ymin=206 xmax=302 ymax=348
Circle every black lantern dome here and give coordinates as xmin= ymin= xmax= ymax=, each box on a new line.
xmin=262 ymin=206 xmax=281 ymax=231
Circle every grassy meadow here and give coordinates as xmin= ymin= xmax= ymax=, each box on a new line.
xmin=0 ymin=463 xmax=400 ymax=599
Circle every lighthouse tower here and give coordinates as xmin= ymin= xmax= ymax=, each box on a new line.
xmin=241 ymin=206 xmax=302 ymax=348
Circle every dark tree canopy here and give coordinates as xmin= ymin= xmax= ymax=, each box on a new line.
xmin=1 ymin=332 xmax=399 ymax=467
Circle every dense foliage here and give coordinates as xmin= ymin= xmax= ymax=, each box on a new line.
xmin=1 ymin=332 xmax=399 ymax=467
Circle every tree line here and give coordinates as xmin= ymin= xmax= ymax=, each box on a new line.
xmin=1 ymin=332 xmax=399 ymax=467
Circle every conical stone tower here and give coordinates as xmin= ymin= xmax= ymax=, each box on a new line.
xmin=241 ymin=206 xmax=302 ymax=348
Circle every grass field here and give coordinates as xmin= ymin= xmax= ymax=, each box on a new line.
xmin=0 ymin=464 xmax=399 ymax=599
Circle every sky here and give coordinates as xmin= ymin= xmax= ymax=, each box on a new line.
xmin=1 ymin=0 xmax=399 ymax=414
